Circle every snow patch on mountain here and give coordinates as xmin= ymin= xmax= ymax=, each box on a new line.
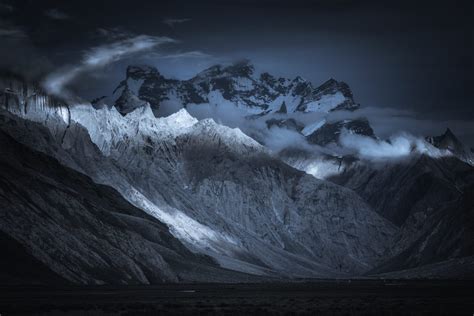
xmin=69 ymin=104 xmax=198 ymax=156
xmin=304 ymin=92 xmax=346 ymax=113
xmin=302 ymin=119 xmax=326 ymax=136
xmin=127 ymin=78 xmax=145 ymax=96
xmin=127 ymin=186 xmax=238 ymax=251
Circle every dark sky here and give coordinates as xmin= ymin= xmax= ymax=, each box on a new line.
xmin=1 ymin=0 xmax=473 ymax=141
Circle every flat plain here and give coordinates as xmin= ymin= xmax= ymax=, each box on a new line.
xmin=1 ymin=280 xmax=473 ymax=315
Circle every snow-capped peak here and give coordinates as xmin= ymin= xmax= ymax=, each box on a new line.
xmin=125 ymin=102 xmax=155 ymax=120
xmin=107 ymin=61 xmax=358 ymax=118
xmin=91 ymin=61 xmax=372 ymax=150
xmin=156 ymin=108 xmax=199 ymax=135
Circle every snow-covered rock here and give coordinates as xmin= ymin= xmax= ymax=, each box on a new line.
xmin=109 ymin=62 xmax=359 ymax=116
xmin=102 ymin=62 xmax=368 ymax=148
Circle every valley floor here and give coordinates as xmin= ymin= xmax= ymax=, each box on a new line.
xmin=1 ymin=280 xmax=473 ymax=315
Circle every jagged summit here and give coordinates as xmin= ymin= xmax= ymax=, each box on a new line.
xmin=109 ymin=61 xmax=359 ymax=116
xmin=317 ymin=78 xmax=353 ymax=99
xmin=104 ymin=62 xmax=365 ymax=147
xmin=194 ymin=60 xmax=254 ymax=79
xmin=426 ymin=128 xmax=473 ymax=165
xmin=112 ymin=65 xmax=171 ymax=115
xmin=445 ymin=127 xmax=454 ymax=136
xmin=427 ymin=128 xmax=464 ymax=152
xmin=215 ymin=59 xmax=254 ymax=78
xmin=166 ymin=108 xmax=198 ymax=125
xmin=306 ymin=118 xmax=375 ymax=146
xmin=126 ymin=65 xmax=160 ymax=79
xmin=160 ymin=108 xmax=199 ymax=133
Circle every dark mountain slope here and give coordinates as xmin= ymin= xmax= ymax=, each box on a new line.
xmin=329 ymin=155 xmax=474 ymax=274
xmin=0 ymin=231 xmax=68 ymax=285
xmin=370 ymin=182 xmax=474 ymax=274
xmin=329 ymin=155 xmax=473 ymax=226
xmin=0 ymin=129 xmax=251 ymax=284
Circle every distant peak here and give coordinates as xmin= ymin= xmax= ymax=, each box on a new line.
xmin=320 ymin=78 xmax=340 ymax=88
xmin=169 ymin=108 xmax=195 ymax=121
xmin=125 ymin=102 xmax=155 ymax=120
xmin=260 ymin=72 xmax=273 ymax=80
xmin=444 ymin=128 xmax=455 ymax=137
xmin=293 ymin=75 xmax=306 ymax=82
xmin=223 ymin=59 xmax=254 ymax=77
xmin=435 ymin=128 xmax=460 ymax=144
xmin=163 ymin=108 xmax=198 ymax=128
xmin=315 ymin=78 xmax=353 ymax=99
xmin=196 ymin=60 xmax=255 ymax=79
xmin=194 ymin=65 xmax=222 ymax=78
xmin=231 ymin=58 xmax=252 ymax=68
xmin=426 ymin=127 xmax=465 ymax=154
xmin=126 ymin=65 xmax=159 ymax=79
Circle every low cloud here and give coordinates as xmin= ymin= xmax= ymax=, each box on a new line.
xmin=339 ymin=130 xmax=447 ymax=161
xmin=183 ymin=101 xmax=313 ymax=153
xmin=264 ymin=127 xmax=311 ymax=152
xmin=179 ymin=97 xmax=467 ymax=161
xmin=320 ymin=106 xmax=474 ymax=148
xmin=44 ymin=8 xmax=70 ymax=20
xmin=162 ymin=18 xmax=191 ymax=27
xmin=43 ymin=35 xmax=175 ymax=97
xmin=82 ymin=36 xmax=174 ymax=67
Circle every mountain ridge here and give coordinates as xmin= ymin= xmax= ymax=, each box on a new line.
xmin=100 ymin=62 xmax=371 ymax=149
xmin=1 ymin=71 xmax=473 ymax=282
xmin=109 ymin=62 xmax=360 ymax=116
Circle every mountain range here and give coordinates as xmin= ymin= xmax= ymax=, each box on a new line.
xmin=102 ymin=61 xmax=374 ymax=148
xmin=0 ymin=62 xmax=473 ymax=284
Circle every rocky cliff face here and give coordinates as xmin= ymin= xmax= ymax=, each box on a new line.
xmin=0 ymin=123 xmax=253 ymax=284
xmin=0 ymin=75 xmax=70 ymax=127
xmin=112 ymin=65 xmax=172 ymax=115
